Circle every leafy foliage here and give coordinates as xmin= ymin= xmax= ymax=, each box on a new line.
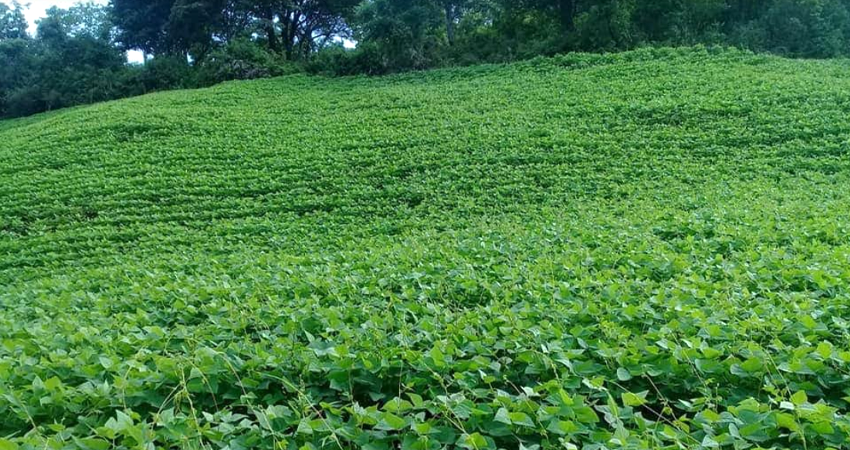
xmin=2 ymin=47 xmax=850 ymax=449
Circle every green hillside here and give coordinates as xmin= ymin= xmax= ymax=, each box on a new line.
xmin=2 ymin=47 xmax=850 ymax=449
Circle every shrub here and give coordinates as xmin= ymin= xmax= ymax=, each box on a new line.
xmin=196 ymin=39 xmax=299 ymax=86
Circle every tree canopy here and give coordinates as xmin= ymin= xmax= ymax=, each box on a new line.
xmin=0 ymin=1 xmax=28 ymax=40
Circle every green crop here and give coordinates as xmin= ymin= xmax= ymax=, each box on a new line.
xmin=2 ymin=47 xmax=850 ymax=449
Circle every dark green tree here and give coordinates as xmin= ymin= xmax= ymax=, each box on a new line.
xmin=0 ymin=4 xmax=127 ymax=117
xmin=166 ymin=0 xmax=229 ymax=59
xmin=110 ymin=0 xmax=175 ymax=55
xmin=761 ymin=0 xmax=850 ymax=57
xmin=0 ymin=1 xmax=28 ymax=40
xmin=573 ymin=0 xmax=635 ymax=50
xmin=353 ymin=0 xmax=444 ymax=71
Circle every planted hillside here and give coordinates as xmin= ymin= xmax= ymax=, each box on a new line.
xmin=2 ymin=47 xmax=850 ymax=449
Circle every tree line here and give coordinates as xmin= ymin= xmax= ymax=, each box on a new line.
xmin=3 ymin=0 xmax=850 ymax=118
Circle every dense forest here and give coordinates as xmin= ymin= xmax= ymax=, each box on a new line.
xmin=3 ymin=0 xmax=850 ymax=118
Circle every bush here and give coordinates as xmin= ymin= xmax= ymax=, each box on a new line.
xmin=308 ymin=43 xmax=390 ymax=76
xmin=196 ymin=39 xmax=299 ymax=86
xmin=131 ymin=55 xmax=195 ymax=93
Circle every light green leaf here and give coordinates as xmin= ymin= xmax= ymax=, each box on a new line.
xmin=621 ymin=391 xmax=648 ymax=407
xmin=791 ymin=390 xmax=808 ymax=406
xmin=508 ymin=412 xmax=535 ymax=428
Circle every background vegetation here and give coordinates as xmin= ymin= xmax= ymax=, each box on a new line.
xmin=4 ymin=0 xmax=850 ymax=118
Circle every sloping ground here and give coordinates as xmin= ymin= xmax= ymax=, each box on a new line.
xmin=1 ymin=47 xmax=850 ymax=449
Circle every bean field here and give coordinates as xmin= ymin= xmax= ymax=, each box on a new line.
xmin=2 ymin=47 xmax=850 ymax=449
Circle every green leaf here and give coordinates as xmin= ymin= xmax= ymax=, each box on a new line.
xmin=430 ymin=347 xmax=446 ymax=368
xmin=44 ymin=376 xmax=63 ymax=391
xmin=459 ymin=433 xmax=488 ymax=450
xmin=408 ymin=393 xmax=424 ymax=407
xmin=791 ymin=390 xmax=808 ymax=406
xmin=508 ymin=412 xmax=535 ymax=428
xmin=402 ymin=435 xmax=431 ymax=450
xmin=99 ymin=356 xmax=114 ymax=370
xmin=547 ymin=419 xmax=578 ymax=435
xmin=296 ymin=419 xmax=313 ymax=435
xmin=0 ymin=439 xmax=18 ymax=450
xmin=494 ymin=407 xmax=511 ymax=425
xmin=775 ymin=413 xmax=798 ymax=431
xmin=413 ymin=422 xmax=432 ymax=435
xmin=740 ymin=358 xmax=762 ymax=372
xmin=362 ymin=444 xmax=388 ymax=450
xmin=816 ymin=342 xmax=833 ymax=359
xmin=574 ymin=406 xmax=599 ymax=423
xmin=811 ymin=421 xmax=834 ymax=435
xmin=74 ymin=438 xmax=111 ymax=450
xmin=621 ymin=391 xmax=648 ymax=407
xmin=377 ymin=412 xmax=407 ymax=430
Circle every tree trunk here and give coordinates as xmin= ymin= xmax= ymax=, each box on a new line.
xmin=266 ymin=25 xmax=279 ymax=52
xmin=281 ymin=12 xmax=299 ymax=60
xmin=299 ymin=25 xmax=313 ymax=59
xmin=559 ymin=0 xmax=575 ymax=32
xmin=265 ymin=8 xmax=278 ymax=52
xmin=445 ymin=3 xmax=456 ymax=45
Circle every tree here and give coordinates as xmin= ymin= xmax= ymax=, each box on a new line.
xmin=0 ymin=1 xmax=28 ymax=40
xmin=166 ymin=0 xmax=229 ymax=59
xmin=110 ymin=0 xmax=175 ymax=55
xmin=353 ymin=0 xmax=444 ymax=71
xmin=440 ymin=0 xmax=472 ymax=45
xmin=252 ymin=0 xmax=360 ymax=60
xmin=0 ymin=3 xmax=128 ymax=117
xmin=0 ymin=38 xmax=33 ymax=116
xmin=41 ymin=2 xmax=116 ymax=41
xmin=761 ymin=0 xmax=850 ymax=57
xmin=573 ymin=0 xmax=635 ymax=50
xmin=0 ymin=1 xmax=32 ymax=116
xmin=109 ymin=0 xmax=357 ymax=61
